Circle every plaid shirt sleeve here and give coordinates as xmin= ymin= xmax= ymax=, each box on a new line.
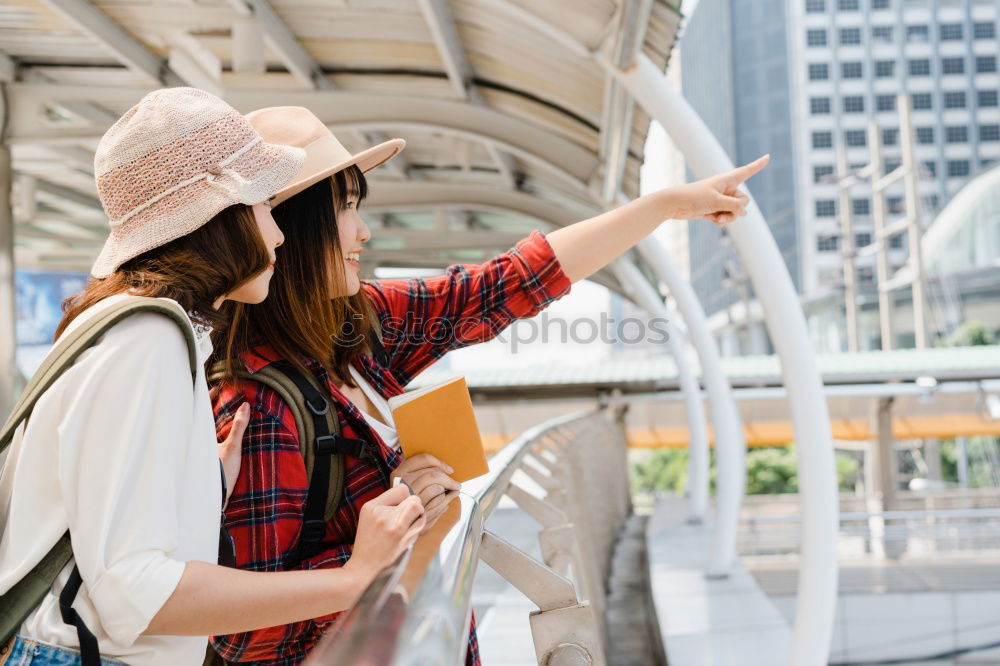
xmin=364 ymin=229 xmax=572 ymax=385
xmin=210 ymin=382 xmax=355 ymax=663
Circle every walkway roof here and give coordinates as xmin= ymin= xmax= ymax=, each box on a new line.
xmin=1 ymin=0 xmax=681 ymax=296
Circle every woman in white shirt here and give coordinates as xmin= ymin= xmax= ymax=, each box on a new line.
xmin=0 ymin=88 xmax=424 ymax=666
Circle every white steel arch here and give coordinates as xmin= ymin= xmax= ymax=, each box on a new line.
xmin=612 ymin=258 xmax=709 ymax=522
xmin=606 ymin=53 xmax=839 ymax=666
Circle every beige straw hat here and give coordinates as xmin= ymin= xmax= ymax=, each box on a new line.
xmin=245 ymin=106 xmax=404 ymax=206
xmin=91 ymin=87 xmax=306 ymax=278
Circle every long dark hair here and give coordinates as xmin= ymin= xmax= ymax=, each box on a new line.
xmin=56 ymin=204 xmax=270 ymax=343
xmin=217 ymin=165 xmax=377 ymax=385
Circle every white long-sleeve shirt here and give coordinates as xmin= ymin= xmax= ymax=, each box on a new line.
xmin=0 ymin=294 xmax=221 ymax=665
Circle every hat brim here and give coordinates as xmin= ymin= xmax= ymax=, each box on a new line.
xmin=270 ymin=138 xmax=404 ymax=207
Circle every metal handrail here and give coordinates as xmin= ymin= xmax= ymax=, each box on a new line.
xmin=303 ymin=409 xmax=601 ymax=666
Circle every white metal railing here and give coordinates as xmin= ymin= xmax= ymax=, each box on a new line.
xmin=739 ymin=506 xmax=1000 ymax=559
xmin=303 ymin=408 xmax=632 ymax=666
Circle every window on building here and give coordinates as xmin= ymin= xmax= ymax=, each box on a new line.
xmin=882 ymin=127 xmax=899 ymax=145
xmin=806 ymin=0 xmax=826 ymax=11
xmin=889 ymin=231 xmax=904 ymax=248
xmin=852 ymin=198 xmax=871 ymax=216
xmin=976 ymin=56 xmax=997 ymax=73
xmin=856 ymin=266 xmax=874 ymax=283
xmin=925 ymin=194 xmax=940 ymax=210
xmin=874 ymin=60 xmax=895 ymax=78
xmin=980 ymin=124 xmax=1000 ymax=142
xmin=813 ymin=131 xmax=834 ymax=148
xmin=871 ymin=0 xmax=890 ymax=7
xmin=908 ymin=59 xmax=931 ymax=76
xmin=916 ymin=127 xmax=935 ymax=144
xmin=974 ymin=21 xmax=996 ymax=39
xmin=840 ymin=27 xmax=862 ymax=44
xmin=843 ymin=96 xmax=865 ymax=113
xmin=814 ymin=165 xmax=835 ymax=183
xmin=816 ymin=200 xmax=837 ymax=217
xmin=817 ymin=235 xmax=840 ymax=251
xmin=871 ymin=26 xmax=893 ymax=42
xmin=856 ymin=232 xmax=872 ymax=246
xmin=842 ymin=62 xmax=864 ymax=78
xmin=940 ymin=24 xmax=963 ymax=41
xmin=911 ymin=92 xmax=932 ymax=110
xmin=945 ymin=126 xmax=969 ymax=143
xmin=807 ymin=29 xmax=828 ymax=46
xmin=845 ymin=129 xmax=868 ymax=146
xmin=838 ymin=0 xmax=859 ymax=8
xmin=922 ymin=160 xmax=937 ymax=177
xmin=978 ymin=90 xmax=999 ymax=107
xmin=944 ymin=91 xmax=967 ymax=109
xmin=942 ymin=57 xmax=965 ymax=75
xmin=947 ymin=160 xmax=970 ymax=177
xmin=906 ymin=25 xmax=929 ymax=42
xmin=811 ymin=97 xmax=832 ymax=114
xmin=876 ymin=95 xmax=896 ymax=112
xmin=885 ymin=158 xmax=902 ymax=172
xmin=808 ymin=63 xmax=829 ymax=80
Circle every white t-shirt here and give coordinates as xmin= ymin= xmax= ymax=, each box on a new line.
xmin=347 ymin=365 xmax=400 ymax=453
xmin=0 ymin=294 xmax=221 ymax=665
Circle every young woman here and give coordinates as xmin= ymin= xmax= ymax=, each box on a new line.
xmin=208 ymin=105 xmax=767 ymax=665
xmin=0 ymin=89 xmax=424 ymax=666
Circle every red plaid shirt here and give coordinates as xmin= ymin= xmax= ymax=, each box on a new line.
xmin=210 ymin=231 xmax=572 ymax=665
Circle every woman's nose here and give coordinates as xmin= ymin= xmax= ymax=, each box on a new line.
xmin=358 ymin=218 xmax=371 ymax=243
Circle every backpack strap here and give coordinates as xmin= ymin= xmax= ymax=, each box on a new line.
xmin=207 ymin=360 xmax=365 ymax=567
xmin=0 ymin=296 xmax=199 ymax=657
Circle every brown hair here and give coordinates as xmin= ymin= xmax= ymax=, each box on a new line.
xmin=217 ymin=165 xmax=376 ymax=386
xmin=56 ymin=204 xmax=270 ymax=342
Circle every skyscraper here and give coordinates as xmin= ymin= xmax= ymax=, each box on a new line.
xmin=680 ymin=0 xmax=1000 ymax=321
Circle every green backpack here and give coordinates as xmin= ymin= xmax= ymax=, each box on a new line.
xmin=0 ymin=297 xmax=199 ymax=660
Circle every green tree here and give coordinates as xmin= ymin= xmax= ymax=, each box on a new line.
xmin=938 ymin=320 xmax=997 ymax=347
xmin=631 ymin=445 xmax=861 ymax=496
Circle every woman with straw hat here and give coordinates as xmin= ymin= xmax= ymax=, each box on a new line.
xmin=208 ymin=105 xmax=767 ymax=665
xmin=0 ymin=88 xmax=424 ymax=666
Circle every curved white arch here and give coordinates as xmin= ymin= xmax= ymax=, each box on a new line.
xmin=608 ymin=54 xmax=838 ymax=666
xmin=612 ymin=258 xmax=710 ymax=521
xmin=921 ymin=164 xmax=1000 ymax=275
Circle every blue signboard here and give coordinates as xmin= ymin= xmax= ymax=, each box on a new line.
xmin=15 ymin=269 xmax=88 ymax=346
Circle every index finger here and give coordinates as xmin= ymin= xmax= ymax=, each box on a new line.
xmin=729 ymin=154 xmax=769 ymax=184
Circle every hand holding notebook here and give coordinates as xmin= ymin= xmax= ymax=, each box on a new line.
xmin=387 ymin=377 xmax=490 ymax=482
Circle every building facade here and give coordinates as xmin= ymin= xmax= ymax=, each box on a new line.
xmin=680 ymin=0 xmax=1000 ymax=351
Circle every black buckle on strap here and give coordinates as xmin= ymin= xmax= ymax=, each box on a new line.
xmin=305 ymin=395 xmax=329 ymax=415
xmin=316 ymin=434 xmax=366 ymax=457
xmin=301 ymin=519 xmax=326 ymax=543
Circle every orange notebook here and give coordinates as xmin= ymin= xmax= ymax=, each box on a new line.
xmin=387 ymin=377 xmax=489 ymax=482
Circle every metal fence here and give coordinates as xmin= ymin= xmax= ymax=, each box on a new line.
xmin=303 ymin=407 xmax=631 ymax=666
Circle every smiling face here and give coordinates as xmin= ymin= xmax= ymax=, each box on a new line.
xmin=329 ymin=169 xmax=371 ymax=298
xmin=221 ymin=200 xmax=283 ymax=305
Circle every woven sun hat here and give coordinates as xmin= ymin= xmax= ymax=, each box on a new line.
xmin=245 ymin=106 xmax=404 ymax=207
xmin=90 ymin=87 xmax=307 ymax=278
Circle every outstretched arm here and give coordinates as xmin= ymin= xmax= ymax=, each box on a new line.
xmin=546 ymin=155 xmax=769 ymax=283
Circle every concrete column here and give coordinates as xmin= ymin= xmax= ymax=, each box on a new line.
xmin=868 ymin=397 xmax=904 ymax=559
xmin=956 ymin=436 xmax=970 ymax=488
xmin=924 ymin=438 xmax=942 ymax=484
xmin=0 ymin=144 xmax=16 ymax=418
